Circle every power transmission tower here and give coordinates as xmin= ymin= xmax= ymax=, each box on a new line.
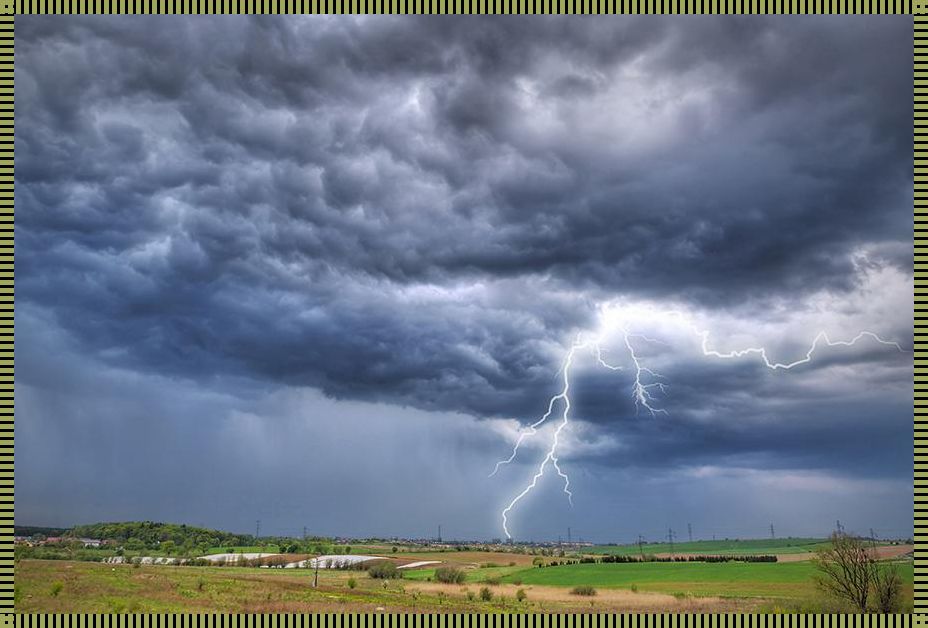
xmin=256 ymin=520 xmax=261 ymax=540
xmin=869 ymin=528 xmax=877 ymax=549
xmin=438 ymin=525 xmax=442 ymax=543
xmin=835 ymin=520 xmax=843 ymax=534
xmin=770 ymin=523 xmax=775 ymax=540
xmin=687 ymin=523 xmax=693 ymax=543
xmin=567 ymin=527 xmax=572 ymax=545
xmin=303 ymin=526 xmax=308 ymax=540
xmin=637 ymin=534 xmax=644 ymax=559
xmin=667 ymin=528 xmax=675 ymax=556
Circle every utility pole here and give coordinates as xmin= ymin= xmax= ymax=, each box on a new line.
xmin=438 ymin=525 xmax=442 ymax=543
xmin=770 ymin=524 xmax=775 ymax=540
xmin=687 ymin=523 xmax=693 ymax=543
xmin=667 ymin=528 xmax=675 ymax=557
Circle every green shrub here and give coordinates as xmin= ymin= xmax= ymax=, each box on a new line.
xmin=434 ymin=566 xmax=466 ymax=584
xmin=571 ymin=585 xmax=596 ymax=596
xmin=49 ymin=581 xmax=63 ymax=597
xmin=516 ymin=588 xmax=527 ymax=602
xmin=479 ymin=586 xmax=493 ymax=602
xmin=630 ymin=584 xmax=638 ymax=593
xmin=368 ymin=562 xmax=402 ymax=579
xmin=347 ymin=577 xmax=357 ymax=589
xmin=511 ymin=578 xmax=522 ymax=586
xmin=483 ymin=576 xmax=501 ymax=585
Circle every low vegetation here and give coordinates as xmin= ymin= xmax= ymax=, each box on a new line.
xmin=571 ymin=585 xmax=596 ymax=596
xmin=434 ymin=567 xmax=466 ymax=584
xmin=367 ymin=561 xmax=402 ymax=579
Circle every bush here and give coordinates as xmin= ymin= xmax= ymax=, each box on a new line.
xmin=479 ymin=586 xmax=493 ymax=601
xmin=435 ymin=566 xmax=466 ymax=584
xmin=368 ymin=562 xmax=402 ymax=579
xmin=630 ymin=584 xmax=638 ymax=593
xmin=511 ymin=578 xmax=522 ymax=586
xmin=571 ymin=585 xmax=596 ymax=596
xmin=483 ymin=576 xmax=501 ymax=585
xmin=49 ymin=581 xmax=63 ymax=597
xmin=347 ymin=577 xmax=357 ymax=589
xmin=466 ymin=590 xmax=475 ymax=601
xmin=516 ymin=588 xmax=527 ymax=602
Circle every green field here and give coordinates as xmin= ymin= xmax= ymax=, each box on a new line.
xmin=587 ymin=538 xmax=832 ymax=556
xmin=495 ymin=560 xmax=913 ymax=601
xmin=203 ymin=545 xmax=283 ymax=554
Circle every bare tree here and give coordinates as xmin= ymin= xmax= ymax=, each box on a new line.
xmin=815 ymin=532 xmax=874 ymax=611
xmin=872 ymin=562 xmax=903 ymax=613
xmin=815 ymin=531 xmax=902 ymax=613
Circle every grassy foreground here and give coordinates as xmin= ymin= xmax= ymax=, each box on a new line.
xmin=16 ymin=555 xmax=914 ymax=613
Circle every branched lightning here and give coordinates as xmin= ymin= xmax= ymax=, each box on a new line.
xmin=492 ymin=313 xmax=906 ymax=540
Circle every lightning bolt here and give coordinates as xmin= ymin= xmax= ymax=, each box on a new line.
xmin=492 ymin=314 xmax=905 ymax=540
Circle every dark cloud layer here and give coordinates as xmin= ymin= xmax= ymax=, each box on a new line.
xmin=16 ymin=16 xmax=913 ymax=536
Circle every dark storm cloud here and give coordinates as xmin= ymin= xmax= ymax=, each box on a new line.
xmin=17 ymin=15 xmax=913 ymax=498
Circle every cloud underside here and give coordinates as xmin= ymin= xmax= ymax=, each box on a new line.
xmin=15 ymin=16 xmax=913 ymax=536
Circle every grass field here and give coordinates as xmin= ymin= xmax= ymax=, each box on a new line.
xmin=587 ymin=538 xmax=833 ymax=556
xmin=16 ymin=552 xmax=915 ymax=613
xmin=15 ymin=559 xmax=749 ymax=613
xmin=501 ymin=560 xmax=913 ymax=603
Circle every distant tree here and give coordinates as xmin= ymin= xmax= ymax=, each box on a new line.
xmin=392 ymin=546 xmax=398 ymax=553
xmin=160 ymin=540 xmax=176 ymax=556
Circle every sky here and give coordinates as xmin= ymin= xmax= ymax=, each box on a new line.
xmin=16 ymin=16 xmax=913 ymax=543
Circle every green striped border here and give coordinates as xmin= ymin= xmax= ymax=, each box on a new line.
xmin=918 ymin=5 xmax=927 ymax=623
xmin=7 ymin=0 xmax=917 ymax=11
xmin=0 ymin=6 xmax=9 ymax=623
xmin=7 ymin=5 xmax=919 ymax=627
xmin=7 ymin=616 xmax=923 ymax=627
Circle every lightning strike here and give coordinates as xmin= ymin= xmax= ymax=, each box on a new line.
xmin=492 ymin=307 xmax=906 ymax=540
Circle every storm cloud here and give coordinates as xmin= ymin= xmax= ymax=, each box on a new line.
xmin=17 ymin=16 xmax=913 ymax=539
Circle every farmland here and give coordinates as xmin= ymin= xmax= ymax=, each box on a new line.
xmin=16 ymin=546 xmax=915 ymax=613
xmin=585 ymin=538 xmax=835 ymax=556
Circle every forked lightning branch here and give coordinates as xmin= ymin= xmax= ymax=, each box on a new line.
xmin=490 ymin=305 xmax=905 ymax=539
